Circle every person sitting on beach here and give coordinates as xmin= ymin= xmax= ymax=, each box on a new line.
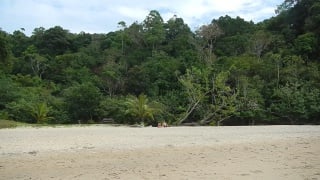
xmin=157 ymin=121 xmax=168 ymax=128
xmin=162 ymin=121 xmax=168 ymax=128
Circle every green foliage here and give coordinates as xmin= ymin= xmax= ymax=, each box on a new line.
xmin=99 ymin=57 xmax=125 ymax=96
xmin=164 ymin=16 xmax=195 ymax=57
xmin=200 ymin=71 xmax=238 ymax=126
xmin=178 ymin=66 xmax=211 ymax=124
xmin=249 ymin=30 xmax=272 ymax=58
xmin=4 ymin=78 xmax=55 ymax=123
xmin=98 ymin=96 xmax=128 ymax=123
xmin=0 ymin=34 xmax=9 ymax=61
xmin=0 ymin=31 xmax=13 ymax=73
xmin=211 ymin=16 xmax=256 ymax=57
xmin=157 ymin=90 xmax=185 ymax=124
xmin=33 ymin=26 xmax=71 ymax=55
xmin=270 ymin=82 xmax=320 ymax=124
xmin=142 ymin=51 xmax=181 ymax=96
xmin=125 ymin=94 xmax=163 ymax=125
xmin=143 ymin=10 xmax=166 ymax=52
xmin=276 ymin=0 xmax=298 ymax=14
xmin=9 ymin=30 xmax=30 ymax=57
xmin=71 ymin=31 xmax=92 ymax=51
xmin=6 ymin=99 xmax=35 ymax=123
xmin=49 ymin=52 xmax=98 ymax=84
xmin=294 ymin=32 xmax=317 ymax=58
xmin=0 ymin=74 xmax=19 ymax=110
xmin=235 ymin=76 xmax=265 ymax=125
xmin=177 ymin=65 xmax=240 ymax=125
xmin=22 ymin=45 xmax=48 ymax=78
xmin=63 ymin=83 xmax=102 ymax=122
xmin=1 ymin=4 xmax=320 ymax=125
xmin=29 ymin=102 xmax=53 ymax=124
xmin=215 ymin=34 xmax=248 ymax=56
xmin=213 ymin=15 xmax=255 ymax=37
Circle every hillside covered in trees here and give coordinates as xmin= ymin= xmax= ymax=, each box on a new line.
xmin=0 ymin=0 xmax=319 ymax=126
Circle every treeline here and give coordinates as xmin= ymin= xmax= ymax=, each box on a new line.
xmin=0 ymin=0 xmax=319 ymax=125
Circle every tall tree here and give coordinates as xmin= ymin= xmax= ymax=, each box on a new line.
xmin=200 ymin=71 xmax=238 ymax=126
xmin=9 ymin=30 xmax=30 ymax=57
xmin=143 ymin=10 xmax=165 ymax=55
xmin=164 ymin=15 xmax=196 ymax=57
xmin=294 ymin=32 xmax=317 ymax=61
xmin=23 ymin=45 xmax=48 ymax=79
xmin=177 ymin=67 xmax=211 ymax=124
xmin=0 ymin=31 xmax=12 ymax=73
xmin=249 ymin=30 xmax=272 ymax=58
xmin=196 ymin=23 xmax=223 ymax=62
xmin=118 ymin=21 xmax=127 ymax=55
xmin=33 ymin=26 xmax=71 ymax=55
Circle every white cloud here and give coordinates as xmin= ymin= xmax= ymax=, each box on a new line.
xmin=117 ymin=6 xmax=149 ymax=20
xmin=0 ymin=0 xmax=282 ymax=35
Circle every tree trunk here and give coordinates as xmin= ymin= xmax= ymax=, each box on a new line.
xmin=217 ymin=115 xmax=232 ymax=126
xmin=178 ymin=99 xmax=201 ymax=124
xmin=251 ymin=119 xmax=255 ymax=126
xmin=121 ymin=38 xmax=124 ymax=55
xmin=277 ymin=62 xmax=280 ymax=89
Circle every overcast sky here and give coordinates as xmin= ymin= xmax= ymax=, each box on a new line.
xmin=1 ymin=0 xmax=282 ymax=36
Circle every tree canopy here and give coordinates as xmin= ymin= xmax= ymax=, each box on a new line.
xmin=0 ymin=1 xmax=319 ymax=125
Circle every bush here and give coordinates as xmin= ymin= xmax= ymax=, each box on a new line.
xmin=0 ymin=111 xmax=9 ymax=120
xmin=98 ymin=97 xmax=129 ymax=124
xmin=63 ymin=82 xmax=102 ymax=122
xmin=6 ymin=100 xmax=35 ymax=123
xmin=49 ymin=109 xmax=71 ymax=124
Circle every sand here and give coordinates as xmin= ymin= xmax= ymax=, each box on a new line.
xmin=0 ymin=125 xmax=319 ymax=179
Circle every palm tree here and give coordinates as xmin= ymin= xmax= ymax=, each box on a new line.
xmin=29 ymin=102 xmax=53 ymax=124
xmin=125 ymin=94 xmax=163 ymax=125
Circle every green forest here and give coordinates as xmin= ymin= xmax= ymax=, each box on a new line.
xmin=0 ymin=0 xmax=319 ymax=126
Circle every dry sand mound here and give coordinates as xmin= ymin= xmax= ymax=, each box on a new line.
xmin=1 ymin=125 xmax=319 ymax=179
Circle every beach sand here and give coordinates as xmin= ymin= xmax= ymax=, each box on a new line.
xmin=0 ymin=125 xmax=319 ymax=179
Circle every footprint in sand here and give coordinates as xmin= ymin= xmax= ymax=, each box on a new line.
xmin=240 ymin=173 xmax=250 ymax=176
xmin=27 ymin=151 xmax=38 ymax=155
xmin=251 ymin=170 xmax=263 ymax=174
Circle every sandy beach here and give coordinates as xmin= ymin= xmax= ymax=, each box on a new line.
xmin=0 ymin=125 xmax=319 ymax=179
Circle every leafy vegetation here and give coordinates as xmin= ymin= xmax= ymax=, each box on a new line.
xmin=0 ymin=0 xmax=319 ymax=126
xmin=125 ymin=94 xmax=163 ymax=125
xmin=0 ymin=119 xmax=30 ymax=129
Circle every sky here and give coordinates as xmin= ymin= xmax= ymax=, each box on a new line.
xmin=0 ymin=0 xmax=283 ymax=36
